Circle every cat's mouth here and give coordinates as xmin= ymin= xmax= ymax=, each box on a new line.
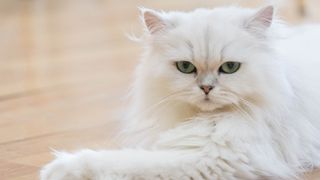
xmin=204 ymin=96 xmax=211 ymax=101
xmin=195 ymin=96 xmax=225 ymax=111
xmin=200 ymin=96 xmax=214 ymax=105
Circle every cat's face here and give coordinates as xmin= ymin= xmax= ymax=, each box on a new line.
xmin=140 ymin=6 xmax=289 ymax=112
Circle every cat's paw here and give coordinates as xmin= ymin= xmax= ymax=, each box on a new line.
xmin=40 ymin=151 xmax=94 ymax=180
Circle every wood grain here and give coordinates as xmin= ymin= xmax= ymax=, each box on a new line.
xmin=0 ymin=0 xmax=319 ymax=179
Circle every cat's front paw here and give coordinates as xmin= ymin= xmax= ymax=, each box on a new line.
xmin=40 ymin=151 xmax=94 ymax=180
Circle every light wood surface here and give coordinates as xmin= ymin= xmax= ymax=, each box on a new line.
xmin=0 ymin=0 xmax=320 ymax=179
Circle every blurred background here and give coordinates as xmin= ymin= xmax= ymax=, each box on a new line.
xmin=0 ymin=0 xmax=320 ymax=179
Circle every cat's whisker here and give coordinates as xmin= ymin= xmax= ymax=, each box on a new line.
xmin=218 ymin=87 xmax=253 ymax=107
xmin=215 ymin=92 xmax=255 ymax=122
xmin=120 ymin=91 xmax=194 ymax=137
xmin=220 ymin=89 xmax=258 ymax=113
xmin=213 ymin=95 xmax=244 ymax=118
xmin=129 ymin=90 xmax=193 ymax=120
xmin=232 ymin=103 xmax=255 ymax=122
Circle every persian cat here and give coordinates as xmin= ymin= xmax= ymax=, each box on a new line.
xmin=41 ymin=5 xmax=320 ymax=180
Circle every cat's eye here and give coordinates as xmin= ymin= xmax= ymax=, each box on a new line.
xmin=176 ymin=61 xmax=197 ymax=74
xmin=219 ymin=61 xmax=241 ymax=74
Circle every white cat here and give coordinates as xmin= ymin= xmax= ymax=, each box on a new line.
xmin=41 ymin=5 xmax=320 ymax=180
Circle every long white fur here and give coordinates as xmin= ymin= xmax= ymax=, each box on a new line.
xmin=41 ymin=6 xmax=320 ymax=180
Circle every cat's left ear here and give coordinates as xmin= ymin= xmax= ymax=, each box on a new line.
xmin=140 ymin=8 xmax=168 ymax=34
xmin=245 ymin=6 xmax=274 ymax=34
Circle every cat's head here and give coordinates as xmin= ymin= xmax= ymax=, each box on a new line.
xmin=137 ymin=6 xmax=292 ymax=112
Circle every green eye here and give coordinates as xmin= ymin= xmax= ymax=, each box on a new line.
xmin=176 ymin=61 xmax=197 ymax=74
xmin=219 ymin=61 xmax=241 ymax=74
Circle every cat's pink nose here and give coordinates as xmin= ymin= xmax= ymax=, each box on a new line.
xmin=200 ymin=85 xmax=213 ymax=95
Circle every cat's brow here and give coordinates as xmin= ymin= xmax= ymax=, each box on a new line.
xmin=220 ymin=40 xmax=235 ymax=63
xmin=204 ymin=25 xmax=211 ymax=61
xmin=185 ymin=40 xmax=194 ymax=61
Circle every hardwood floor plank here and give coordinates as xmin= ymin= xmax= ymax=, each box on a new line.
xmin=0 ymin=160 xmax=38 ymax=180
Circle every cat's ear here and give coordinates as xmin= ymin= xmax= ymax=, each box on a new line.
xmin=140 ymin=8 xmax=167 ymax=34
xmin=245 ymin=6 xmax=274 ymax=34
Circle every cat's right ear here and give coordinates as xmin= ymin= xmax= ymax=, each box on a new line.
xmin=140 ymin=8 xmax=167 ymax=34
xmin=245 ymin=6 xmax=274 ymax=36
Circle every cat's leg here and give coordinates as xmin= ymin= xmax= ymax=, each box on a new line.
xmin=40 ymin=117 xmax=259 ymax=180
xmin=40 ymin=149 xmax=211 ymax=180
xmin=40 ymin=147 xmax=253 ymax=180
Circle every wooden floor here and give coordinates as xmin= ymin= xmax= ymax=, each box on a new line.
xmin=1 ymin=0 xmax=320 ymax=179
